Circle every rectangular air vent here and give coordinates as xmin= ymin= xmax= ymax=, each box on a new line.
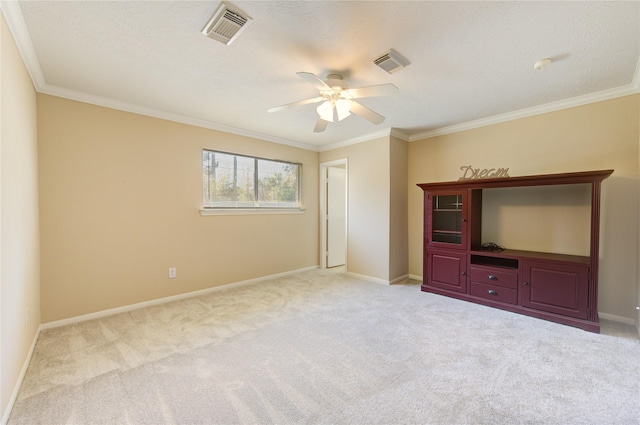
xmin=373 ymin=49 xmax=410 ymax=74
xmin=202 ymin=2 xmax=252 ymax=45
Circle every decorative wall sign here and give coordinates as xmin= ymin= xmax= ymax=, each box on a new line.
xmin=458 ymin=165 xmax=510 ymax=180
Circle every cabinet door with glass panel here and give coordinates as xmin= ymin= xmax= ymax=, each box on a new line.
xmin=426 ymin=191 xmax=468 ymax=250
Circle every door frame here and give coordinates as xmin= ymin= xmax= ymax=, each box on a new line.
xmin=320 ymin=158 xmax=348 ymax=270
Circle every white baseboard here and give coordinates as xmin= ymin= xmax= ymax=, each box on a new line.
xmin=346 ymin=272 xmax=420 ymax=285
xmin=346 ymin=272 xmax=390 ymax=285
xmin=1 ymin=327 xmax=41 ymax=425
xmin=598 ymin=312 xmax=636 ymax=325
xmin=390 ymin=274 xmax=410 ymax=285
xmin=41 ymin=265 xmax=319 ymax=330
xmin=408 ymin=274 xmax=422 ymax=281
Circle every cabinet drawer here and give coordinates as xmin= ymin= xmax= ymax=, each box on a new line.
xmin=470 ymin=266 xmax=518 ymax=289
xmin=470 ymin=282 xmax=518 ymax=305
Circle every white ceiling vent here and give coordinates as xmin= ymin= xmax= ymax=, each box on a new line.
xmin=201 ymin=2 xmax=252 ymax=45
xmin=373 ymin=49 xmax=411 ymax=74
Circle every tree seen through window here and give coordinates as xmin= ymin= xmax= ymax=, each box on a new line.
xmin=203 ymin=150 xmax=300 ymax=208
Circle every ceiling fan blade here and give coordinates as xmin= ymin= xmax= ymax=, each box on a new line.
xmin=349 ymin=100 xmax=385 ymax=125
xmin=267 ymin=96 xmax=324 ymax=113
xmin=297 ymin=72 xmax=330 ymax=90
xmin=313 ymin=117 xmax=328 ymax=133
xmin=343 ymin=83 xmax=398 ymax=99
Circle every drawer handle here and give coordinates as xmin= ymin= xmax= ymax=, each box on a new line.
xmin=488 ymin=275 xmax=498 ymax=280
xmin=488 ymin=290 xmax=498 ymax=295
xmin=523 ymin=282 xmax=528 ymax=286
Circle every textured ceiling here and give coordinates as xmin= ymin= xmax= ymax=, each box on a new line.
xmin=6 ymin=1 xmax=640 ymax=151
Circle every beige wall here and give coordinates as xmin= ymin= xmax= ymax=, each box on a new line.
xmin=408 ymin=95 xmax=640 ymax=320
xmin=481 ymin=184 xmax=591 ymax=256
xmin=320 ymin=137 xmax=391 ymax=281
xmin=389 ymin=136 xmax=408 ymax=281
xmin=0 ymin=13 xmax=41 ymax=421
xmin=38 ymin=95 xmax=319 ymax=323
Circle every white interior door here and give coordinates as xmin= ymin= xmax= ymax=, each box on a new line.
xmin=327 ymin=166 xmax=346 ymax=268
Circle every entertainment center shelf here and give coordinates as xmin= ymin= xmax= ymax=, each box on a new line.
xmin=418 ymin=169 xmax=613 ymax=333
xmin=470 ymin=249 xmax=590 ymax=265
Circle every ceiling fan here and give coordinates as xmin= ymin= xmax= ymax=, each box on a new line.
xmin=268 ymin=72 xmax=398 ymax=133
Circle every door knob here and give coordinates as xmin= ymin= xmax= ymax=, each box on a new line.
xmin=523 ymin=282 xmax=528 ymax=286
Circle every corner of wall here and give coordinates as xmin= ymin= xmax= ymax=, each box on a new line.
xmin=0 ymin=10 xmax=42 ymax=422
xmin=389 ymin=135 xmax=409 ymax=281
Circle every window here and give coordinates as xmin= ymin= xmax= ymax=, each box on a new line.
xmin=202 ymin=150 xmax=301 ymax=210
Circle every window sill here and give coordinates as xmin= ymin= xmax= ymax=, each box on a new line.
xmin=200 ymin=208 xmax=305 ymax=216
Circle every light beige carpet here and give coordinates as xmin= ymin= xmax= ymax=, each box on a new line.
xmin=8 ymin=269 xmax=640 ymax=424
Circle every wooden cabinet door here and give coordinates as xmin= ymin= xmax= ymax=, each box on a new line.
xmin=427 ymin=249 xmax=468 ymax=293
xmin=520 ymin=260 xmax=589 ymax=319
xmin=426 ymin=191 xmax=468 ymax=250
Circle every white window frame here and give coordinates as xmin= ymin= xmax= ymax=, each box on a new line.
xmin=200 ymin=149 xmax=304 ymax=215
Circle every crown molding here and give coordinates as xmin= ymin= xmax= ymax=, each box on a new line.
xmin=318 ymin=128 xmax=393 ymax=152
xmin=39 ymin=84 xmax=319 ymax=152
xmin=408 ymin=82 xmax=640 ymax=141
xmin=0 ymin=0 xmax=45 ymax=90
xmin=390 ymin=128 xmax=410 ymax=141
xmin=41 ymin=81 xmax=411 ymax=153
xmin=315 ymin=127 xmax=410 ymax=152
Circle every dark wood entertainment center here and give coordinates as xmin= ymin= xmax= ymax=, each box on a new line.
xmin=418 ymin=169 xmax=613 ymax=333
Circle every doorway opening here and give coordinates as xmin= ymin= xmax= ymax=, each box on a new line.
xmin=320 ymin=159 xmax=348 ymax=270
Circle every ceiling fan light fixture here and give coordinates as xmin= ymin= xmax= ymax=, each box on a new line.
xmin=317 ymin=101 xmax=334 ymax=122
xmin=269 ymin=71 xmax=396 ymax=133
xmin=335 ymin=99 xmax=351 ymax=121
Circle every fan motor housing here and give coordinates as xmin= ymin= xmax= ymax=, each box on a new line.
xmin=325 ymin=74 xmax=348 ymax=90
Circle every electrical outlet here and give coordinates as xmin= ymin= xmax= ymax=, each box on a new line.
xmin=168 ymin=268 xmax=177 ymax=279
